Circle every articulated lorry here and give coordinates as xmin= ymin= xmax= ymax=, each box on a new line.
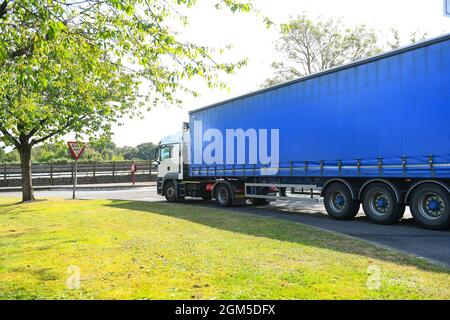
xmin=155 ymin=34 xmax=450 ymax=230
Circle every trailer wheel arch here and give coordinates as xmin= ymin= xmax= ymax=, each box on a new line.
xmin=321 ymin=179 xmax=356 ymax=200
xmin=405 ymin=180 xmax=450 ymax=205
xmin=358 ymin=179 xmax=402 ymax=204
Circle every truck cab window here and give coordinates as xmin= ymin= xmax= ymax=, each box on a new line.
xmin=160 ymin=146 xmax=172 ymax=161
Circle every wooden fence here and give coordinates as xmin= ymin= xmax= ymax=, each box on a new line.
xmin=0 ymin=161 xmax=158 ymax=188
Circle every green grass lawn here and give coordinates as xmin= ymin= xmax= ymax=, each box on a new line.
xmin=0 ymin=197 xmax=449 ymax=300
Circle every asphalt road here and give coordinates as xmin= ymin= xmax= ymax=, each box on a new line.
xmin=2 ymin=186 xmax=449 ymax=267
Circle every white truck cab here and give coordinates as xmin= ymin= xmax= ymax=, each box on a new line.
xmin=155 ymin=124 xmax=218 ymax=202
xmin=155 ymin=131 xmax=184 ymax=181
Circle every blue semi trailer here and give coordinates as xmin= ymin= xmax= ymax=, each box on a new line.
xmin=156 ymin=33 xmax=450 ymax=230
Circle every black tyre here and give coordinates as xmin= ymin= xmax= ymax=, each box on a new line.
xmin=164 ymin=181 xmax=178 ymax=202
xmin=215 ymin=184 xmax=233 ymax=207
xmin=249 ymin=198 xmax=270 ymax=205
xmin=362 ymin=183 xmax=405 ymax=225
xmin=409 ymin=184 xmax=450 ymax=230
xmin=324 ymin=182 xmax=360 ymax=220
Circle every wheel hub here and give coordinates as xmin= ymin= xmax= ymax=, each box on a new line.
xmin=421 ymin=195 xmax=445 ymax=218
xmin=369 ymin=192 xmax=390 ymax=215
xmin=416 ymin=192 xmax=445 ymax=220
xmin=166 ymin=187 xmax=175 ymax=197
xmin=428 ymin=199 xmax=440 ymax=211
xmin=331 ymin=192 xmax=346 ymax=211
xmin=376 ymin=197 xmax=388 ymax=209
xmin=219 ymin=188 xmax=228 ymax=202
xmin=335 ymin=195 xmax=345 ymax=206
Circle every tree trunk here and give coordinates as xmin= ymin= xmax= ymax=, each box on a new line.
xmin=18 ymin=145 xmax=35 ymax=202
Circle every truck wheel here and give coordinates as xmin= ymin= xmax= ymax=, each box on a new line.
xmin=409 ymin=184 xmax=450 ymax=230
xmin=362 ymin=183 xmax=405 ymax=225
xmin=164 ymin=181 xmax=178 ymax=202
xmin=324 ymin=182 xmax=359 ymax=220
xmin=215 ymin=184 xmax=233 ymax=207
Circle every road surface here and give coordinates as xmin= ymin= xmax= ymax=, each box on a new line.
xmin=1 ymin=186 xmax=449 ymax=267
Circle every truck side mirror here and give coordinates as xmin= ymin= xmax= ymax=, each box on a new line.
xmin=153 ymin=148 xmax=159 ymax=161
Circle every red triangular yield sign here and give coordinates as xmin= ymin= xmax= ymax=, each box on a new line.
xmin=67 ymin=141 xmax=86 ymax=160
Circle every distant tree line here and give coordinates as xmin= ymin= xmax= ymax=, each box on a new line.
xmin=0 ymin=142 xmax=158 ymax=163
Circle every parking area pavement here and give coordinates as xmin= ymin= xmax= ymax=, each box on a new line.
xmin=1 ymin=186 xmax=449 ymax=267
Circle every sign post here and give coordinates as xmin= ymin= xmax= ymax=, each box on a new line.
xmin=67 ymin=141 xmax=86 ymax=199
xmin=73 ymin=159 xmax=78 ymax=199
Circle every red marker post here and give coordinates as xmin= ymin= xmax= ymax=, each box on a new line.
xmin=131 ymin=161 xmax=137 ymax=185
xmin=67 ymin=141 xmax=86 ymax=199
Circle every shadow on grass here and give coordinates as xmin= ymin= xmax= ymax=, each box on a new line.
xmin=106 ymin=200 xmax=450 ymax=274
xmin=0 ymin=201 xmax=23 ymax=208
xmin=0 ymin=199 xmax=49 ymax=211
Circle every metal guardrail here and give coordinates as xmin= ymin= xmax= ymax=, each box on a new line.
xmin=1 ymin=161 xmax=157 ymax=185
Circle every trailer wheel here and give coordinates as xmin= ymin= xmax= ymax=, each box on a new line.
xmin=362 ymin=183 xmax=405 ymax=225
xmin=324 ymin=182 xmax=360 ymax=220
xmin=164 ymin=181 xmax=178 ymax=202
xmin=409 ymin=184 xmax=450 ymax=230
xmin=215 ymin=184 xmax=233 ymax=207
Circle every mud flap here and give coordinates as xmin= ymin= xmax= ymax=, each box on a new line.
xmin=232 ymin=195 xmax=247 ymax=206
